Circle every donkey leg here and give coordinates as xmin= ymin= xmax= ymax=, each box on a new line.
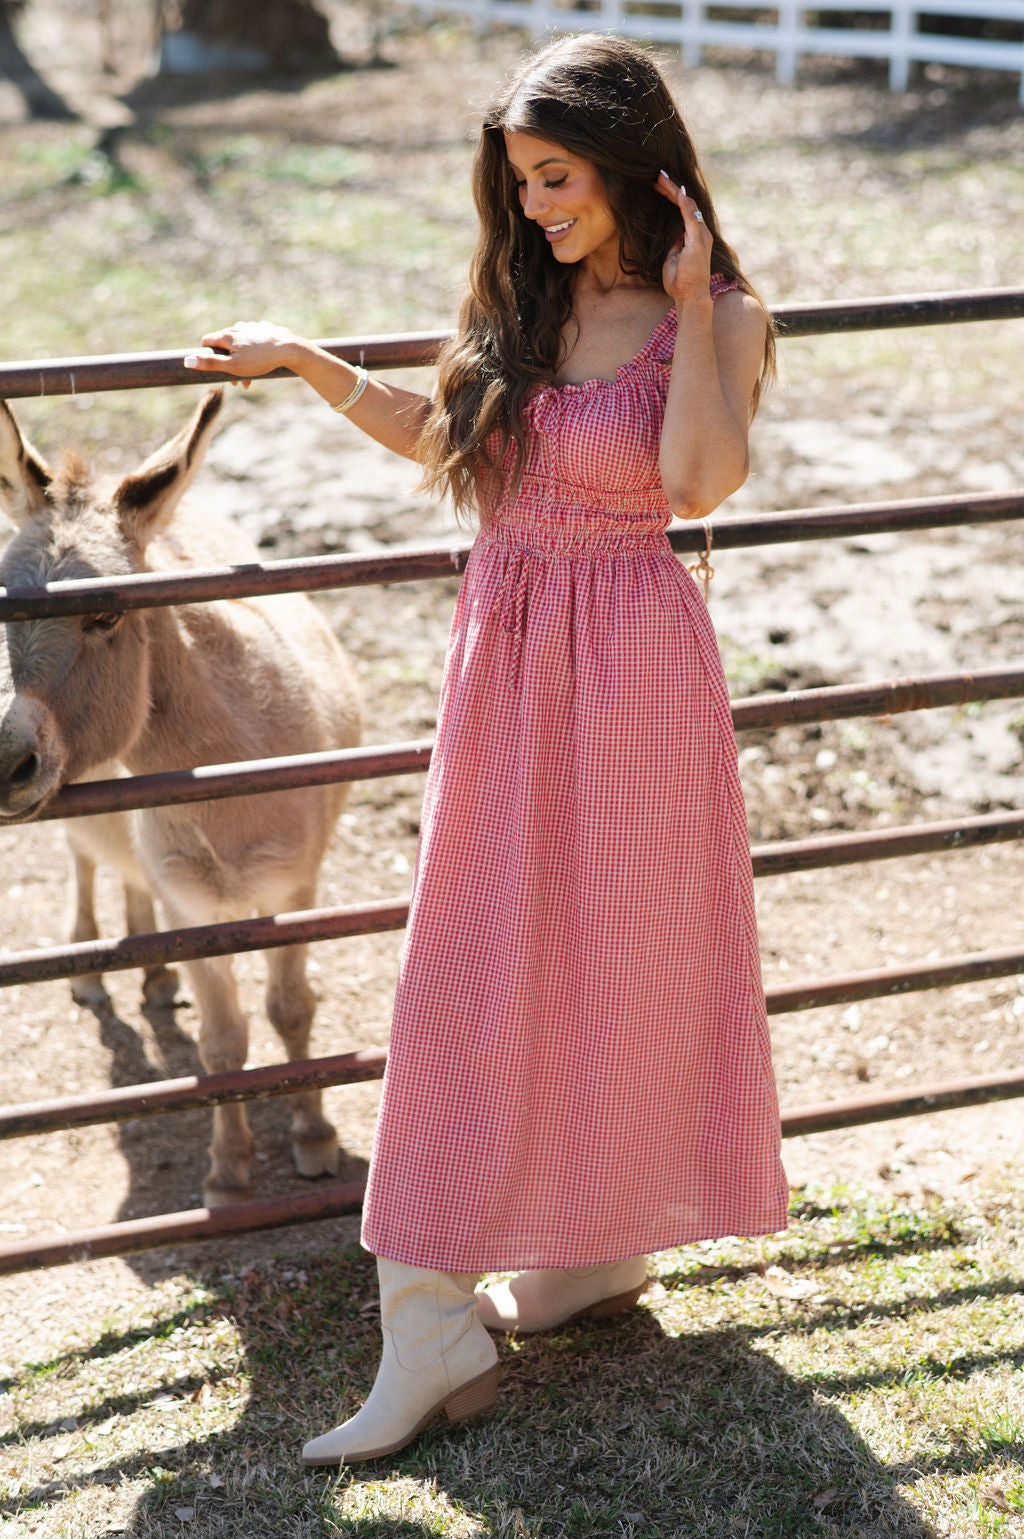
xmin=66 ymin=842 xmax=110 ymax=1007
xmin=183 ymin=952 xmax=255 ymax=1207
xmin=266 ymin=939 xmax=339 ymax=1179
xmin=124 ymin=882 xmax=180 ymax=1008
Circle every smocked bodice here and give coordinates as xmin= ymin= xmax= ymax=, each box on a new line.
xmin=479 ymin=309 xmax=675 ymax=554
xmin=478 ymin=281 xmax=736 ymax=556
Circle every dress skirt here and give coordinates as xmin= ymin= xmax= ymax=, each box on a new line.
xmin=361 ymin=304 xmax=788 ymax=1271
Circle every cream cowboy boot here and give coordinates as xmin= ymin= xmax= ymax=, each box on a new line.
xmin=475 ymin=1256 xmax=648 ymax=1334
xmin=301 ymin=1259 xmax=499 ymax=1466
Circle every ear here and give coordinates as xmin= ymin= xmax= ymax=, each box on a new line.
xmin=0 ymin=400 xmax=53 ymax=527
xmin=113 ymin=388 xmax=224 ymax=546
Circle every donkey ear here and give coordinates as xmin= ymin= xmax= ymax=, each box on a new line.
xmin=0 ymin=400 xmax=53 ymax=527
xmin=113 ymin=388 xmax=224 ymax=545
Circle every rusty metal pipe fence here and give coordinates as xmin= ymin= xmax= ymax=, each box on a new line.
xmin=2 ymin=286 xmax=1023 ymax=1275
xmin=1 ymin=287 xmax=1022 ymax=402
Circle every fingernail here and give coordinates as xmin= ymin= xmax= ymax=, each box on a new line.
xmin=659 ymin=168 xmax=672 ymax=179
xmin=183 ymin=354 xmax=199 ymax=368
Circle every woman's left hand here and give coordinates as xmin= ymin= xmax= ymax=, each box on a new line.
xmin=655 ymin=171 xmax=713 ymax=304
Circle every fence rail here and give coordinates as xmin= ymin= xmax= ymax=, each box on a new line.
xmin=3 ymin=902 xmax=1022 ymax=1012
xmin=4 ymin=487 xmax=1024 ymax=621
xmin=412 ymin=0 xmax=1024 ymax=104
xmin=2 ymin=284 xmax=1022 ymax=1273
xmin=3 ymin=1049 xmax=1021 ymax=1145
xmin=1 ymin=290 xmax=1022 ymax=404
xmin=0 ymin=1051 xmax=391 ymax=1141
xmin=2 ymin=1065 xmax=1022 ymax=1274
xmin=16 ymin=659 xmax=1024 ymax=824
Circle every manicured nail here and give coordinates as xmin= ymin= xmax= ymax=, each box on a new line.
xmin=183 ymin=354 xmax=199 ymax=368
xmin=660 ymin=168 xmax=672 ymax=179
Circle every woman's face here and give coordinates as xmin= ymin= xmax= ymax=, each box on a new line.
xmin=503 ymin=130 xmax=619 ymax=268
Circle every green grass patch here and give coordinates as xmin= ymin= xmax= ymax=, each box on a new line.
xmin=2 ymin=1184 xmax=1022 ymax=1536
xmin=179 ymin=134 xmax=370 ymax=189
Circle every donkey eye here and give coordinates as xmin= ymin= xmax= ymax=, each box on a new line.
xmin=81 ymin=612 xmax=123 ymax=634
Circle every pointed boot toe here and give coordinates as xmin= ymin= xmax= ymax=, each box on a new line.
xmin=302 ymin=1425 xmax=353 ymax=1467
xmin=300 ymin=1359 xmax=499 ymax=1466
xmin=301 ymin=1259 xmax=499 ymax=1467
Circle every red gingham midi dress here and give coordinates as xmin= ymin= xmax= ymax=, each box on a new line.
xmin=361 ymin=293 xmax=789 ymax=1271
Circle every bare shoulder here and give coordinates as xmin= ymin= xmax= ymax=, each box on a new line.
xmin=712 ymin=287 xmax=768 ymax=353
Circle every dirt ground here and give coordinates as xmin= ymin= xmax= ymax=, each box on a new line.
xmin=1 ymin=0 xmax=1024 ymax=1375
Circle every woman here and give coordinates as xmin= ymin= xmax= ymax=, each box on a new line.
xmin=186 ymin=32 xmax=789 ymax=1466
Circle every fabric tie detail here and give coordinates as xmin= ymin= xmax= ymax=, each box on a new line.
xmin=687 ymin=520 xmax=715 ymax=603
xmin=530 ymin=388 xmax=565 ymax=439
xmin=496 ymin=550 xmax=531 ymax=690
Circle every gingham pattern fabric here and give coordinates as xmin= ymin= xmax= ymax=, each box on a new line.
xmin=361 ymin=289 xmax=789 ymax=1270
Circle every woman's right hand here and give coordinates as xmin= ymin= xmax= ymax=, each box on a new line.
xmin=184 ymin=321 xmax=304 ymax=380
xmin=183 ymin=321 xmax=432 ymax=464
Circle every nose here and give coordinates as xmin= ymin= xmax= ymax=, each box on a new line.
xmin=0 ymin=695 xmax=52 ymax=818
xmin=6 ymin=749 xmax=40 ymax=788
xmin=521 ymin=182 xmax=550 ymax=221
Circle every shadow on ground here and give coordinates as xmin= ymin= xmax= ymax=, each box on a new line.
xmin=73 ymin=978 xmax=370 ymax=1247
xmin=4 ymin=1259 xmax=991 ymax=1535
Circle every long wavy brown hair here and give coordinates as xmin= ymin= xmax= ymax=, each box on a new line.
xmin=418 ymin=33 xmax=775 ymax=517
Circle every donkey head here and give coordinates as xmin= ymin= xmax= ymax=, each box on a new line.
xmin=0 ymin=389 xmax=224 ymax=821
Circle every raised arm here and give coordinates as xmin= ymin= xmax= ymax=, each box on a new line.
xmin=184 ymin=322 xmax=431 ymax=462
xmin=653 ymin=175 xmax=767 ymax=521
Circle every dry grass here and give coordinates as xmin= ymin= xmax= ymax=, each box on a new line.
xmin=2 ymin=1179 xmax=1023 ymax=1536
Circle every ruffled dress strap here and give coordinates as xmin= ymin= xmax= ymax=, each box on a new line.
xmin=710 ymin=271 xmax=741 ymax=299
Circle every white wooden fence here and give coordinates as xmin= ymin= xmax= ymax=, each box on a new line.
xmin=421 ymin=0 xmax=1024 ymax=101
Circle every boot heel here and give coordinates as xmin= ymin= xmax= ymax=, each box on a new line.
xmin=444 ymin=1363 xmax=500 ymax=1423
xmin=585 ymin=1282 xmax=647 ymax=1321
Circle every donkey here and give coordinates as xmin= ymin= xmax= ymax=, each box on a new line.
xmin=0 ymin=389 xmax=362 ymax=1207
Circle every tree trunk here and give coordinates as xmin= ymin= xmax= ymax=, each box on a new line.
xmin=0 ymin=0 xmax=76 ymax=118
xmin=157 ymin=0 xmax=343 ymax=75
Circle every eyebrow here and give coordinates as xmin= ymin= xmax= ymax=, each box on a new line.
xmin=507 ymin=155 xmax=572 ymax=174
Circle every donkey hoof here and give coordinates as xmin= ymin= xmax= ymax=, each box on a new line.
xmin=292 ymin=1133 xmax=339 ymax=1179
xmin=202 ymin=1176 xmax=252 ymax=1210
xmin=143 ymin=965 xmax=181 ymax=1009
xmin=71 ymin=974 xmax=111 ymax=1009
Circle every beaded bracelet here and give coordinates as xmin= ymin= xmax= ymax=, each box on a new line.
xmin=331 ymin=366 xmax=370 ymax=414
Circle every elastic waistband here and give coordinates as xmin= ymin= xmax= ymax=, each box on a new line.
xmin=514 ymin=474 xmax=667 ymax=510
xmin=478 ymin=521 xmax=670 ymax=560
